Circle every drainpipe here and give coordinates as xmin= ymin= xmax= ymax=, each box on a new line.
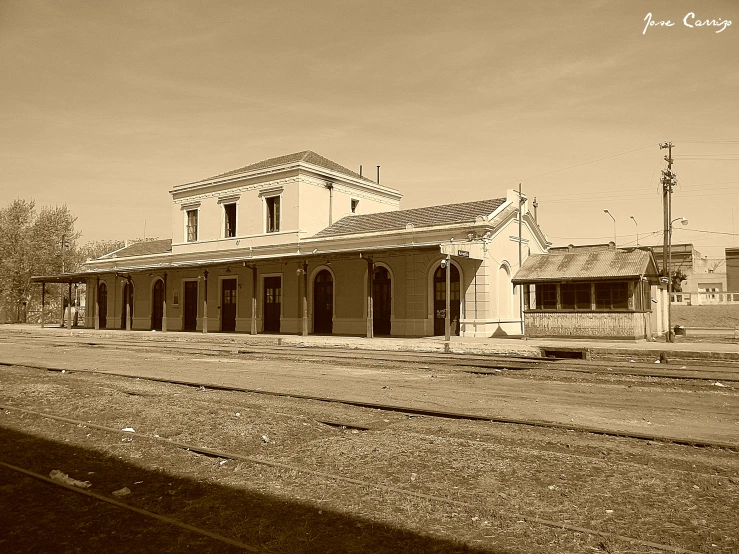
xmin=326 ymin=183 xmax=333 ymax=226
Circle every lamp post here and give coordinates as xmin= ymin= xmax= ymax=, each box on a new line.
xmin=666 ymin=216 xmax=688 ymax=342
xmin=603 ymin=209 xmax=616 ymax=245
xmin=630 ymin=216 xmax=639 ymax=246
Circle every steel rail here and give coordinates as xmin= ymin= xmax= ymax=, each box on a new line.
xmin=4 ymin=334 xmax=739 ymax=382
xmin=2 ymin=361 xmax=737 ymax=451
xmin=0 ymin=404 xmax=705 ymax=554
xmin=0 ymin=460 xmax=260 ymax=552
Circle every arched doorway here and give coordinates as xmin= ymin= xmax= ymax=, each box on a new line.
xmin=120 ymin=281 xmax=134 ymax=329
xmin=151 ymin=279 xmax=164 ymax=331
xmin=98 ymin=282 xmax=107 ymax=329
xmin=373 ymin=266 xmax=391 ymax=336
xmin=313 ymin=270 xmax=333 ymax=334
xmin=433 ymin=264 xmax=460 ymax=336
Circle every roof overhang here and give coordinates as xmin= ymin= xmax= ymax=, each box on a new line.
xmin=33 ymin=243 xmax=447 ymax=281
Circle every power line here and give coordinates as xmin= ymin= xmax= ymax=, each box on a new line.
xmin=516 ymin=144 xmax=656 ymax=182
xmin=682 ymin=228 xmax=739 ymax=236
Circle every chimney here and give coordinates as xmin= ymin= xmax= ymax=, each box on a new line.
xmin=359 ymin=165 xmax=363 ymax=178
xmin=376 ymin=165 xmax=380 ymax=184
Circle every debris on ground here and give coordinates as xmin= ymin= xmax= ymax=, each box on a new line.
xmin=49 ymin=470 xmax=92 ymax=489
xmin=714 ymin=382 xmax=727 ymax=388
xmin=112 ymin=487 xmax=131 ymax=497
xmin=121 ymin=427 xmax=135 ymax=433
xmin=410 ymin=472 xmax=417 ymax=482
xmin=261 ymin=434 xmax=270 ymax=443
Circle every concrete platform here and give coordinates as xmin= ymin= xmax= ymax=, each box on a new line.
xmin=1 ymin=324 xmax=737 ymax=363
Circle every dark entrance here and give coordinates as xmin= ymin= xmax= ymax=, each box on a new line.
xmin=221 ymin=278 xmax=237 ymax=332
xmin=98 ymin=282 xmax=107 ymax=329
xmin=183 ymin=281 xmax=198 ymax=331
xmin=433 ymin=264 xmax=460 ymax=336
xmin=263 ymin=276 xmax=281 ymax=333
xmin=313 ymin=270 xmax=333 ymax=334
xmin=373 ymin=266 xmax=391 ymax=336
xmin=120 ymin=281 xmax=134 ymax=329
xmin=151 ymin=280 xmax=164 ymax=330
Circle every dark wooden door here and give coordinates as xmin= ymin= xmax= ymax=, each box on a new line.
xmin=120 ymin=281 xmax=134 ymax=329
xmin=151 ymin=280 xmax=164 ymax=330
xmin=373 ymin=266 xmax=391 ymax=336
xmin=263 ymin=276 xmax=281 ymax=333
xmin=313 ymin=270 xmax=333 ymax=334
xmin=433 ymin=264 xmax=460 ymax=336
xmin=98 ymin=283 xmax=107 ymax=329
xmin=221 ymin=279 xmax=237 ymax=332
xmin=184 ymin=281 xmax=198 ymax=331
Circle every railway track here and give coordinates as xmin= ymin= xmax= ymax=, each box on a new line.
xmin=0 ymin=402 xmax=707 ymax=554
xmin=4 ymin=359 xmax=738 ymax=451
xmin=3 ymin=333 xmax=739 ymax=382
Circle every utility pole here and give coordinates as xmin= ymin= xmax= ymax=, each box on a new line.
xmin=660 ymin=141 xmax=676 ymax=342
xmin=518 ymin=184 xmax=524 ymax=335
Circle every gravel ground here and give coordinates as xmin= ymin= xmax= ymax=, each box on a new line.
xmin=1 ymin=357 xmax=738 ymax=553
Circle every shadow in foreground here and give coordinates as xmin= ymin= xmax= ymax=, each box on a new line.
xmin=0 ymin=425 xmax=508 ymax=553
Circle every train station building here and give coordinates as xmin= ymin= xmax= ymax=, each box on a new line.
xmin=33 ymin=151 xmax=549 ymax=338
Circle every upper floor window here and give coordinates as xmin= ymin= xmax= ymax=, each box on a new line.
xmin=266 ymin=195 xmax=280 ymax=233
xmin=224 ymin=203 xmax=236 ymax=238
xmin=186 ymin=209 xmax=198 ymax=242
xmin=351 ymin=198 xmax=359 ymax=213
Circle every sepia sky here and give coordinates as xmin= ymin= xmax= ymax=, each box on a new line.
xmin=1 ymin=0 xmax=737 ymax=259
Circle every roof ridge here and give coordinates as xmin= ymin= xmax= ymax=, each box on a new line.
xmin=189 ymin=150 xmax=376 ymax=185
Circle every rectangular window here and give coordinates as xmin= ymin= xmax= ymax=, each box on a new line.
xmin=186 ymin=209 xmax=198 ymax=242
xmin=266 ymin=196 xmax=280 ymax=233
xmin=561 ymin=283 xmax=592 ymax=310
xmin=535 ymin=283 xmax=557 ymax=310
xmin=351 ymin=198 xmax=359 ymax=213
xmin=224 ymin=203 xmax=236 ymax=238
xmin=594 ymin=282 xmax=629 ymax=310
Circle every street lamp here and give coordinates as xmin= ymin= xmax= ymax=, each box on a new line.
xmin=603 ymin=209 xmax=616 ymax=245
xmin=666 ymin=216 xmax=688 ymax=342
xmin=630 ymin=216 xmax=639 ymax=246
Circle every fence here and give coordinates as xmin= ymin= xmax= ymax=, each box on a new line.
xmin=671 ymin=292 xmax=739 ymax=306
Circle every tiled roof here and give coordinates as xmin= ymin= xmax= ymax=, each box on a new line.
xmin=513 ymin=248 xmax=655 ymax=282
xmin=193 ymin=151 xmax=376 ymax=184
xmin=313 ymin=199 xmax=506 ymax=238
xmin=101 ymin=239 xmax=172 ymax=259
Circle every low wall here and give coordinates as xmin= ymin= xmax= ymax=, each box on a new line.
xmin=524 ymin=311 xmax=649 ymax=339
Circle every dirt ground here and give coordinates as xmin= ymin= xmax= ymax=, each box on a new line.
xmin=0 ymin=337 xmax=738 ymax=553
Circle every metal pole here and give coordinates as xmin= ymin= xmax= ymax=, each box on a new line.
xmin=67 ymin=282 xmax=73 ymax=330
xmin=518 ymin=184 xmax=524 ymax=335
xmin=94 ymin=277 xmax=100 ymax=330
xmin=125 ymin=279 xmax=131 ymax=331
xmin=251 ymin=266 xmax=258 ymax=335
xmin=445 ymin=256 xmax=451 ymax=342
xmin=302 ymin=262 xmax=308 ymax=336
xmin=40 ymin=282 xmax=45 ymax=328
xmin=162 ymin=273 xmax=168 ymax=332
xmin=202 ymin=271 xmax=208 ymax=334
xmin=366 ymin=259 xmax=374 ymax=338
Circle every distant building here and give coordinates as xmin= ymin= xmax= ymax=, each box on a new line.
xmin=651 ymin=243 xmax=727 ymax=297
xmin=512 ymin=243 xmax=665 ymax=340
xmin=727 ymin=248 xmax=739 ymax=292
xmin=33 ymin=151 xmax=550 ymax=338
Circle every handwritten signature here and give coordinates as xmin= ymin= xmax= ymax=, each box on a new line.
xmin=643 ymin=12 xmax=732 ymax=34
